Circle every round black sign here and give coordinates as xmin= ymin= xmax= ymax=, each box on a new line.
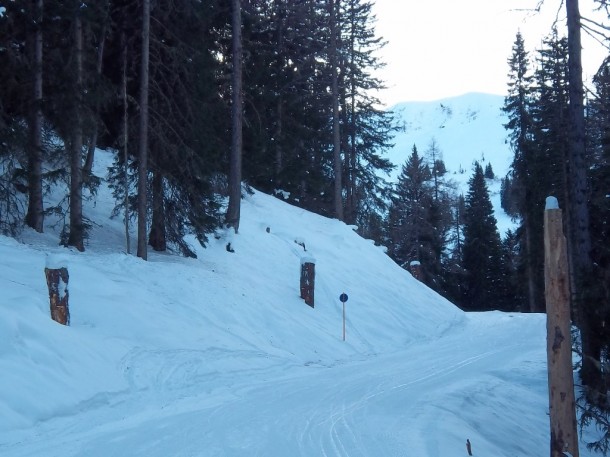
xmin=339 ymin=293 xmax=348 ymax=303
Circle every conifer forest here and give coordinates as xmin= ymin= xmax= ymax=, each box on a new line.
xmin=0 ymin=0 xmax=610 ymax=438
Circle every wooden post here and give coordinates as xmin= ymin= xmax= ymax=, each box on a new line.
xmin=544 ymin=196 xmax=579 ymax=457
xmin=44 ymin=255 xmax=70 ymax=325
xmin=300 ymin=257 xmax=315 ymax=308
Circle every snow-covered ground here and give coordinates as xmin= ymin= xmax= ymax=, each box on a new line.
xmin=0 ymin=147 xmax=601 ymax=456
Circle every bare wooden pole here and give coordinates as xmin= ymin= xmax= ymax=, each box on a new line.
xmin=544 ymin=196 xmax=579 ymax=457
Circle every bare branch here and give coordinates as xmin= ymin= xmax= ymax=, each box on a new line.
xmin=581 ymin=14 xmax=610 ymax=32
xmin=581 ymin=21 xmax=610 ymax=49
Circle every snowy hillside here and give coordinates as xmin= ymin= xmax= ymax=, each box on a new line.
xmin=387 ymin=92 xmax=515 ymax=235
xmin=0 ymin=149 xmax=601 ymax=456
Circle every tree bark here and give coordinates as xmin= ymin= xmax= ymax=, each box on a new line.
xmin=523 ymin=217 xmax=539 ymax=312
xmin=25 ymin=0 xmax=44 ymax=233
xmin=121 ymin=31 xmax=130 ymax=254
xmin=300 ymin=260 xmax=315 ymax=308
xmin=148 ymin=170 xmax=166 ymax=252
xmin=45 ymin=266 xmax=70 ymax=326
xmin=225 ymin=0 xmax=243 ymax=233
xmin=137 ymin=0 xmax=151 ymax=260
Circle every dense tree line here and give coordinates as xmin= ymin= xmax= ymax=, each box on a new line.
xmin=2 ymin=1 xmax=609 ymax=401
xmin=0 ymin=0 xmax=395 ymax=255
xmin=0 ymin=0 xmax=520 ymax=315
xmin=501 ymin=21 xmax=610 ymax=439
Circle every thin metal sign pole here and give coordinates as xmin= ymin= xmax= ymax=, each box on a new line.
xmin=340 ymin=293 xmax=348 ymax=342
xmin=343 ymin=301 xmax=346 ymax=341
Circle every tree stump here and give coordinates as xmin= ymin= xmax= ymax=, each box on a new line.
xmin=409 ymin=260 xmax=422 ymax=282
xmin=45 ymin=265 xmax=70 ymax=326
xmin=300 ymin=257 xmax=315 ymax=308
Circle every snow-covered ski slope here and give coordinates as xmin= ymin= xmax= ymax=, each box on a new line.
xmin=0 ymin=148 xmax=599 ymax=455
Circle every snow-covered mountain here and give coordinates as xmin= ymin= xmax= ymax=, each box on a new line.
xmin=0 ymin=148 xmax=602 ymax=456
xmin=386 ymin=92 xmax=515 ymax=235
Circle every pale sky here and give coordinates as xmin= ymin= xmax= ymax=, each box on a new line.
xmin=371 ymin=0 xmax=609 ymax=106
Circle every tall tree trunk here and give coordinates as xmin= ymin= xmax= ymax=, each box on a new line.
xmin=68 ymin=9 xmax=84 ymax=252
xmin=274 ymin=1 xmax=283 ymax=184
xmin=83 ymin=4 xmax=109 ymax=178
xmin=25 ymin=0 xmax=44 ymax=233
xmin=226 ymin=0 xmax=243 ymax=233
xmin=137 ymin=0 xmax=151 ymax=260
xmin=566 ymin=0 xmax=598 ymax=390
xmin=148 ymin=169 xmax=166 ymax=252
xmin=121 ymin=32 xmax=130 ymax=254
xmin=523 ymin=220 xmax=539 ymax=312
xmin=345 ymin=0 xmax=357 ymax=224
xmin=275 ymin=97 xmax=283 ymax=184
xmin=330 ymin=0 xmax=343 ymax=221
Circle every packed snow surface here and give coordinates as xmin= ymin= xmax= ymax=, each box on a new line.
xmin=0 ymin=142 xmax=600 ymax=455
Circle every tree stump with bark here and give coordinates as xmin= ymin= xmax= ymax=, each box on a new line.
xmin=409 ymin=260 xmax=422 ymax=282
xmin=44 ymin=256 xmax=70 ymax=325
xmin=300 ymin=257 xmax=315 ymax=308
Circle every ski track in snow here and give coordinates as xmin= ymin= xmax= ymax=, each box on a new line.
xmin=0 ymin=313 xmax=543 ymax=457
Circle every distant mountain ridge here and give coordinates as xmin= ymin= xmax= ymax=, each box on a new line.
xmin=387 ymin=92 xmax=510 ymax=178
xmin=385 ymin=92 xmax=515 ymax=235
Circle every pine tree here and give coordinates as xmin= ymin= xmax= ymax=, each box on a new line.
xmin=388 ymin=145 xmax=434 ymax=278
xmin=582 ymin=55 xmax=610 ymax=400
xmin=441 ymin=193 xmax=467 ymax=306
xmin=230 ymin=0 xmax=394 ymax=224
xmin=339 ymin=0 xmax=395 ymax=228
xmin=462 ymin=162 xmax=505 ymax=311
xmin=531 ymin=30 xmax=571 ymax=310
xmin=502 ymin=31 xmax=540 ymax=312
xmin=0 ymin=1 xmax=43 ymax=235
xmin=102 ymin=0 xmax=225 ymax=257
xmin=484 ymin=162 xmax=494 ymax=179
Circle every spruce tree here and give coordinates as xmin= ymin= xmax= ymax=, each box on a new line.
xmin=484 ymin=162 xmax=494 ymax=179
xmin=582 ymin=56 xmax=610 ymax=399
xmin=441 ymin=193 xmax=467 ymax=306
xmin=0 ymin=1 xmax=43 ymax=235
xmin=462 ymin=162 xmax=504 ymax=311
xmin=388 ymin=146 xmax=434 ymax=281
xmin=502 ymin=31 xmax=540 ymax=312
xmin=339 ymin=0 xmax=395 ymax=228
xmin=101 ymin=0 xmax=225 ymax=257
